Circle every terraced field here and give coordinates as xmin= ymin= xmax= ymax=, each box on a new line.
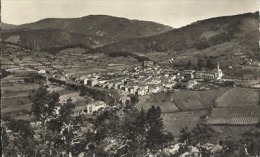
xmin=2 ymin=103 xmax=32 ymax=114
xmin=214 ymin=87 xmax=260 ymax=107
xmin=206 ymin=106 xmax=260 ymax=125
xmin=206 ymin=117 xmax=260 ymax=125
xmin=1 ymin=75 xmax=40 ymax=113
xmin=210 ymin=106 xmax=260 ymax=117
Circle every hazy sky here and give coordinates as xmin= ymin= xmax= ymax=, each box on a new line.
xmin=2 ymin=0 xmax=259 ymax=28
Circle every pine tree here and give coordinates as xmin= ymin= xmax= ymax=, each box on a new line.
xmin=145 ymin=105 xmax=164 ymax=150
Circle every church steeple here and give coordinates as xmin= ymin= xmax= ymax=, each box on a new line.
xmin=216 ymin=61 xmax=223 ymax=80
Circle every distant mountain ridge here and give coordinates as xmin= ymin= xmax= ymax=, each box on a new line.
xmin=1 ymin=15 xmax=173 ymax=49
xmin=97 ymin=12 xmax=259 ymax=55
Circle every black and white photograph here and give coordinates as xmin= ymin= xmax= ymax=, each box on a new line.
xmin=1 ymin=0 xmax=260 ymax=156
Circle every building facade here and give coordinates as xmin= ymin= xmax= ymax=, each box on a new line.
xmin=195 ymin=62 xmax=223 ymax=80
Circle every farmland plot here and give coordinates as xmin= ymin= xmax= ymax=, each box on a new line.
xmin=162 ymin=110 xmax=209 ymax=136
xmin=214 ymin=87 xmax=260 ymax=107
xmin=173 ymin=99 xmax=206 ymax=111
xmin=170 ymin=88 xmax=226 ymax=111
xmin=136 ymin=101 xmax=180 ymax=113
xmin=206 ymin=106 xmax=260 ymax=125
xmin=59 ymin=92 xmax=86 ymax=103
xmin=136 ymin=95 xmax=180 ymax=113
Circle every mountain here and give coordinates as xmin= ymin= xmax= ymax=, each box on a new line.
xmin=2 ymin=28 xmax=96 ymax=52
xmin=1 ymin=15 xmax=173 ymax=49
xmin=1 ymin=22 xmax=18 ymax=30
xmin=97 ymin=12 xmax=259 ymax=58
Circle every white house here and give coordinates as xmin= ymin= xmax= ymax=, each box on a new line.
xmin=86 ymin=101 xmax=107 ymax=115
xmin=186 ymin=80 xmax=198 ymax=89
xmin=87 ymin=79 xmax=99 ymax=86
xmin=37 ymin=69 xmax=46 ymax=75
xmin=137 ymin=86 xmax=148 ymax=96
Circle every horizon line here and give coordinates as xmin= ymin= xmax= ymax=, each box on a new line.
xmin=2 ymin=11 xmax=259 ymax=29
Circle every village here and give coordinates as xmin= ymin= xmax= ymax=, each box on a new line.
xmin=1 ymin=2 xmax=260 ymax=155
xmin=51 ymin=60 xmax=225 ymax=96
xmin=2 ymin=55 xmax=255 ymax=118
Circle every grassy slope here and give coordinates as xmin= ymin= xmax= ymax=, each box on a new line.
xmin=215 ymin=88 xmax=260 ymax=107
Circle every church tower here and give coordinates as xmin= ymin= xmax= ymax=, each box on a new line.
xmin=216 ymin=62 xmax=223 ymax=80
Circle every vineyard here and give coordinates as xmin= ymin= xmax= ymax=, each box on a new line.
xmin=210 ymin=106 xmax=260 ymax=117
xmin=206 ymin=106 xmax=260 ymax=125
xmin=206 ymin=117 xmax=260 ymax=125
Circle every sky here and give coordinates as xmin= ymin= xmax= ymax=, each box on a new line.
xmin=1 ymin=0 xmax=259 ymax=28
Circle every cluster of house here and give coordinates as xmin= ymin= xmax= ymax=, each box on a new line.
xmin=74 ymin=100 xmax=107 ymax=116
xmin=74 ymin=64 xmax=179 ymax=96
xmin=182 ymin=62 xmax=223 ymax=80
xmin=233 ymin=52 xmax=260 ymax=66
xmin=72 ymin=61 xmax=223 ymax=94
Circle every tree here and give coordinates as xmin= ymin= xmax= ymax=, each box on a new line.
xmin=240 ymin=129 xmax=260 ymax=156
xmin=3 ymin=119 xmax=37 ymax=157
xmin=197 ymin=59 xmax=206 ymax=70
xmin=190 ymin=123 xmax=217 ymax=145
xmin=29 ymin=87 xmax=87 ymax=156
xmin=24 ymin=73 xmax=46 ymax=84
xmin=130 ymin=95 xmax=139 ymax=105
xmin=179 ymin=127 xmax=192 ymax=144
xmin=186 ymin=59 xmax=192 ymax=69
xmin=0 ymin=68 xmax=11 ymax=79
xmin=206 ymin=57 xmax=217 ymax=70
xmin=2 ymin=127 xmax=10 ymax=155
xmin=145 ymin=106 xmax=164 ymax=150
xmin=178 ymin=123 xmax=217 ymax=145
xmin=30 ymin=86 xmax=60 ymax=122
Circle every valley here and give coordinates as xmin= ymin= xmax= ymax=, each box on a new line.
xmin=1 ymin=11 xmax=260 ymax=157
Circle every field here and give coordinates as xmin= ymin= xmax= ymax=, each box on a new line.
xmin=135 ymin=87 xmax=260 ymax=136
xmin=210 ymin=106 xmax=260 ymax=117
xmin=215 ymin=87 xmax=260 ymax=107
xmin=171 ymin=88 xmax=227 ymax=111
xmin=136 ymin=95 xmax=180 ymax=113
xmin=47 ymin=85 xmax=73 ymax=95
xmin=162 ymin=110 xmax=209 ymax=136
xmin=137 ymin=88 xmax=227 ymax=112
xmin=136 ymin=101 xmax=180 ymax=113
xmin=206 ymin=106 xmax=260 ymax=125
xmin=2 ymin=81 xmax=40 ymax=116
xmin=206 ymin=88 xmax=260 ymax=125
xmin=59 ymin=92 xmax=87 ymax=103
xmin=211 ymin=125 xmax=257 ymax=140
xmin=173 ymin=99 xmax=206 ymax=111
xmin=1 ymin=81 xmax=91 ymax=119
xmin=51 ymin=51 xmax=138 ymax=76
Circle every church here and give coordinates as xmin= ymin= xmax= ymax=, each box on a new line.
xmin=195 ymin=62 xmax=223 ymax=80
